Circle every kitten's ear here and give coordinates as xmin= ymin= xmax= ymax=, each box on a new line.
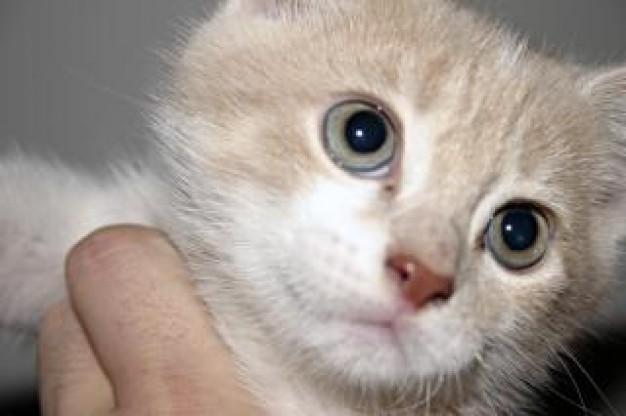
xmin=583 ymin=65 xmax=626 ymax=243
xmin=585 ymin=66 xmax=626 ymax=142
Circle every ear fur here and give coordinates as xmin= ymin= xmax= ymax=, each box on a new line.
xmin=583 ymin=65 xmax=626 ymax=254
xmin=586 ymin=66 xmax=626 ymax=147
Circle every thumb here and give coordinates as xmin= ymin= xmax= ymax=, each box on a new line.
xmin=38 ymin=301 xmax=114 ymax=416
xmin=65 ymin=225 xmax=263 ymax=415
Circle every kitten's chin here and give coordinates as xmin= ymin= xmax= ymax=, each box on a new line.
xmin=307 ymin=311 xmax=480 ymax=387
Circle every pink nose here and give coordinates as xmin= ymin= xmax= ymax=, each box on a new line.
xmin=386 ymin=254 xmax=454 ymax=309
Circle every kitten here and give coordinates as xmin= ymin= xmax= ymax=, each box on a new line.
xmin=1 ymin=0 xmax=625 ymax=414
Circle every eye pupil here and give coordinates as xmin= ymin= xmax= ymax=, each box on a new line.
xmin=344 ymin=110 xmax=388 ymax=154
xmin=501 ymin=209 xmax=538 ymax=251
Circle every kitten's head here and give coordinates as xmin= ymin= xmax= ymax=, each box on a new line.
xmin=156 ymin=0 xmax=626 ymax=407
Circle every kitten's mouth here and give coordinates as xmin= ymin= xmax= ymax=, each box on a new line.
xmin=336 ymin=296 xmax=452 ymax=350
xmin=343 ymin=317 xmax=405 ymax=346
xmin=341 ymin=305 xmax=421 ymax=342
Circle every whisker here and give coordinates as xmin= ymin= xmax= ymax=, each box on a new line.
xmin=511 ymin=339 xmax=603 ymax=415
xmin=552 ymin=349 xmax=588 ymax=414
xmin=454 ymin=371 xmax=467 ymax=411
xmin=425 ymin=380 xmax=432 ymax=416
xmin=471 ymin=351 xmax=499 ymax=416
xmin=559 ymin=346 xmax=621 ymax=416
xmin=61 ymin=65 xmax=146 ymax=108
xmin=543 ymin=386 xmax=602 ymax=415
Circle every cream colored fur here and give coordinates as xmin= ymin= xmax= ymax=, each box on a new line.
xmin=1 ymin=0 xmax=625 ymax=414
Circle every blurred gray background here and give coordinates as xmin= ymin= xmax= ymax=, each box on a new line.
xmin=0 ymin=1 xmax=625 ymax=415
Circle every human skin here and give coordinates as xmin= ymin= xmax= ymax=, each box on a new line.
xmin=38 ymin=225 xmax=263 ymax=416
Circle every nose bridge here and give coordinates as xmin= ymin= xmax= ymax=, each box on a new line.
xmin=389 ymin=207 xmax=460 ymax=277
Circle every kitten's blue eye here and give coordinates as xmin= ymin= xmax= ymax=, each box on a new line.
xmin=486 ymin=205 xmax=549 ymax=270
xmin=323 ymin=101 xmax=397 ymax=176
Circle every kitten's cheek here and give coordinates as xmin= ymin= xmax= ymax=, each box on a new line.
xmin=482 ymin=250 xmax=568 ymax=316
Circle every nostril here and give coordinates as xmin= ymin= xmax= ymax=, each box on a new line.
xmin=387 ymin=255 xmax=416 ymax=282
xmin=386 ymin=254 xmax=454 ymax=309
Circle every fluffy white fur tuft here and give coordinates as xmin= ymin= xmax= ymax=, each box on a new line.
xmin=0 ymin=156 xmax=157 ymax=329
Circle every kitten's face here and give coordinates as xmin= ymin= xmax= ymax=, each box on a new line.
xmin=159 ymin=0 xmax=626 ymax=398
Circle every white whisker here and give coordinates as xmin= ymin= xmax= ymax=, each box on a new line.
xmin=559 ymin=346 xmax=621 ymax=416
xmin=61 ymin=65 xmax=146 ymax=108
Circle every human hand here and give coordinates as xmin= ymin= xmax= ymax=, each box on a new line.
xmin=38 ymin=225 xmax=263 ymax=416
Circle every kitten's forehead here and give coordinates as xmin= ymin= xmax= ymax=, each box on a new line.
xmin=418 ymin=59 xmax=593 ymax=214
xmin=173 ymin=0 xmax=598 ymax=211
